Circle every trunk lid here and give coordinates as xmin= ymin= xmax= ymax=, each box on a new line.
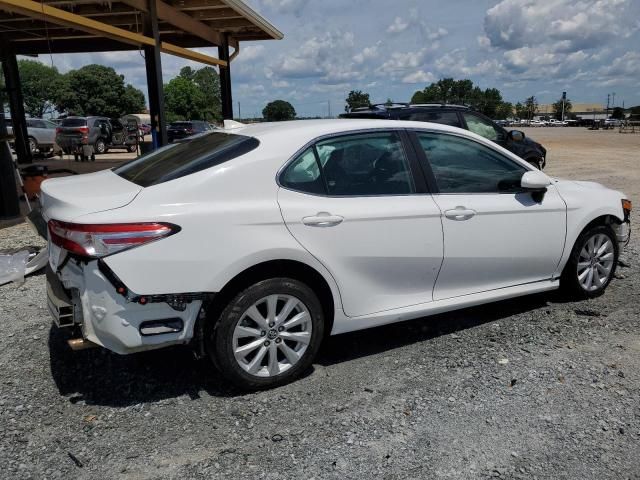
xmin=41 ymin=169 xmax=142 ymax=222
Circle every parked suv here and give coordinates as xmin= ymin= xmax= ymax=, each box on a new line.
xmin=340 ymin=104 xmax=547 ymax=169
xmin=6 ymin=118 xmax=59 ymax=156
xmin=56 ymin=116 xmax=137 ymax=161
xmin=167 ymin=120 xmax=211 ymax=143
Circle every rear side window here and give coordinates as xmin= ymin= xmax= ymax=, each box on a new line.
xmin=61 ymin=118 xmax=87 ymax=127
xmin=280 ymin=131 xmax=415 ymax=196
xmin=280 ymin=148 xmax=324 ymax=194
xmin=114 ymin=132 xmax=259 ymax=187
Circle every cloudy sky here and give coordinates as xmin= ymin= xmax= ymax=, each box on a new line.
xmin=45 ymin=0 xmax=640 ymax=117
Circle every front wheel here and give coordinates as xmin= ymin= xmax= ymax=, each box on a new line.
xmin=561 ymin=225 xmax=618 ymax=298
xmin=95 ymin=138 xmax=107 ymax=154
xmin=208 ymin=278 xmax=325 ymax=390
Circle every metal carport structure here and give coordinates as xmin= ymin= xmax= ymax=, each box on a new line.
xmin=0 ymin=0 xmax=282 ymax=218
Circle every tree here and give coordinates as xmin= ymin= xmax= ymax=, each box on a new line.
xmin=164 ymin=76 xmax=206 ymax=121
xmin=163 ymin=66 xmax=221 ymax=122
xmin=495 ymin=102 xmax=514 ymax=120
xmin=610 ymin=107 xmax=624 ymax=120
xmin=523 ymin=96 xmax=538 ymax=121
xmin=345 ymin=90 xmax=371 ymax=112
xmin=17 ymin=60 xmax=62 ymax=118
xmin=552 ymin=97 xmax=572 ymax=120
xmin=55 ymin=64 xmax=145 ymax=117
xmin=263 ymin=100 xmax=296 ymax=121
xmin=514 ymin=102 xmax=527 ymax=119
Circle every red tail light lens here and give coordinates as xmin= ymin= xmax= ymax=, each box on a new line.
xmin=48 ymin=220 xmax=179 ymax=258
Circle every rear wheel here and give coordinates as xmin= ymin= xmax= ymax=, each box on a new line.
xmin=28 ymin=137 xmax=37 ymax=154
xmin=208 ymin=278 xmax=325 ymax=390
xmin=95 ymin=138 xmax=107 ymax=154
xmin=561 ymin=225 xmax=618 ymax=298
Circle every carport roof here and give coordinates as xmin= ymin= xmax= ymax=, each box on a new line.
xmin=0 ymin=0 xmax=282 ymax=57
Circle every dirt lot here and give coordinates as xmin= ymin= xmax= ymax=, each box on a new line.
xmin=0 ymin=127 xmax=639 ymax=479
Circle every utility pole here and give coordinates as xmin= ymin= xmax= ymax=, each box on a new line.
xmin=561 ymin=91 xmax=566 ymax=121
xmin=612 ymin=92 xmax=616 ymax=108
xmin=327 ymin=100 xmax=331 ymax=119
xmin=237 ymin=101 xmax=241 ymax=120
xmin=606 ymin=94 xmax=610 ymax=119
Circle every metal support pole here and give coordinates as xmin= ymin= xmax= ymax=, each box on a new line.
xmin=1 ymin=39 xmax=32 ymax=165
xmin=143 ymin=0 xmax=167 ymax=149
xmin=0 ymin=107 xmax=20 ymax=219
xmin=218 ymin=34 xmax=233 ymax=120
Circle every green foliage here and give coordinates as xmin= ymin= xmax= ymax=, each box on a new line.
xmin=164 ymin=76 xmax=206 ymax=121
xmin=494 ymin=102 xmax=514 ymax=120
xmin=164 ymin=66 xmax=222 ymax=122
xmin=17 ymin=60 xmax=62 ymax=118
xmin=552 ymin=97 xmax=572 ymax=120
xmin=523 ymin=96 xmax=539 ymax=120
xmin=262 ymin=100 xmax=296 ymax=121
xmin=410 ymin=78 xmax=510 ymax=118
xmin=610 ymin=107 xmax=624 ymax=120
xmin=55 ymin=64 xmax=145 ymax=117
xmin=345 ymin=90 xmax=371 ymax=112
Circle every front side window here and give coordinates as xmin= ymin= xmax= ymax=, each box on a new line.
xmin=114 ymin=132 xmax=259 ymax=187
xmin=280 ymin=148 xmax=324 ymax=195
xmin=463 ymin=113 xmax=502 ymax=142
xmin=416 ymin=132 xmax=526 ymax=194
xmin=315 ymin=132 xmax=414 ymax=196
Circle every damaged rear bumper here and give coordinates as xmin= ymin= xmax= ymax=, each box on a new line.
xmin=46 ymin=259 xmax=204 ymax=354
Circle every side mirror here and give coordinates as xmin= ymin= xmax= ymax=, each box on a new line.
xmin=521 ymin=170 xmax=551 ymax=191
xmin=509 ymin=130 xmax=525 ymax=141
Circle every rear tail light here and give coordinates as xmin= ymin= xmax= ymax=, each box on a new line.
xmin=48 ymin=220 xmax=179 ymax=258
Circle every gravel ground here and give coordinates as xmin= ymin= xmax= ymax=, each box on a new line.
xmin=1 ymin=128 xmax=639 ymax=479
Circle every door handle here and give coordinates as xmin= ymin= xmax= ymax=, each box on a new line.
xmin=444 ymin=207 xmax=476 ymax=220
xmin=302 ymin=212 xmax=344 ymax=227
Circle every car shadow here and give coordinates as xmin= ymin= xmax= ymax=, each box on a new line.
xmin=48 ymin=293 xmax=551 ymax=407
xmin=317 ymin=292 xmax=550 ymax=366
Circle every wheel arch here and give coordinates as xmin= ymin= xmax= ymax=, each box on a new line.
xmin=205 ymin=259 xmax=338 ymax=338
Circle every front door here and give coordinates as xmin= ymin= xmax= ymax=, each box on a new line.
xmin=277 ymin=130 xmax=443 ymax=317
xmin=413 ymin=131 xmax=566 ymax=300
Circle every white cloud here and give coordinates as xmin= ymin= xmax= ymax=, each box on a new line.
xmin=484 ymin=0 xmax=637 ymax=51
xmin=236 ymin=45 xmax=265 ymax=63
xmin=353 ymin=42 xmax=381 ymax=65
xmin=402 ymin=70 xmax=435 ymax=84
xmin=387 ymin=16 xmax=409 ymax=34
xmin=260 ymin=0 xmax=309 ymax=15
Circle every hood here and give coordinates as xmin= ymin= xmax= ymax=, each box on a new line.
xmin=40 ymin=169 xmax=142 ymax=222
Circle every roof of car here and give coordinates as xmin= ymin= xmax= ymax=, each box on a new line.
xmin=228 ymin=118 xmax=465 ymax=140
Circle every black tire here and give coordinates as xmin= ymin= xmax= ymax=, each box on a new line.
xmin=560 ymin=224 xmax=618 ymax=299
xmin=527 ymin=157 xmax=542 ymax=169
xmin=95 ymin=138 xmax=107 ymax=154
xmin=207 ymin=278 xmax=325 ymax=390
xmin=28 ymin=137 xmax=37 ymax=154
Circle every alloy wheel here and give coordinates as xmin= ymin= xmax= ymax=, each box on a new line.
xmin=232 ymin=294 xmax=312 ymax=377
xmin=577 ymin=233 xmax=614 ymax=291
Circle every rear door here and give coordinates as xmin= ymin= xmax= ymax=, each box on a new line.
xmin=412 ymin=130 xmax=566 ymax=300
xmin=278 ymin=130 xmax=444 ymax=317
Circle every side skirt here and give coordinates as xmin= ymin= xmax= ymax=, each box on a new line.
xmin=330 ymin=279 xmax=559 ymax=335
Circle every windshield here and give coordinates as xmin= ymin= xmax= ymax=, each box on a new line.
xmin=113 ymin=132 xmax=259 ymax=187
xmin=61 ymin=118 xmax=87 ymax=127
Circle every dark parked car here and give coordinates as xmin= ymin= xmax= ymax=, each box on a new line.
xmin=56 ymin=116 xmax=137 ymax=161
xmin=340 ymin=104 xmax=547 ymax=169
xmin=167 ymin=120 xmax=211 ymax=142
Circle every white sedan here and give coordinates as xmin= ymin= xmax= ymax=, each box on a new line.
xmin=40 ymin=119 xmax=631 ymax=389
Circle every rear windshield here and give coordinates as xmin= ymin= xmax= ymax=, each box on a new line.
xmin=114 ymin=132 xmax=259 ymax=187
xmin=61 ymin=118 xmax=87 ymax=127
